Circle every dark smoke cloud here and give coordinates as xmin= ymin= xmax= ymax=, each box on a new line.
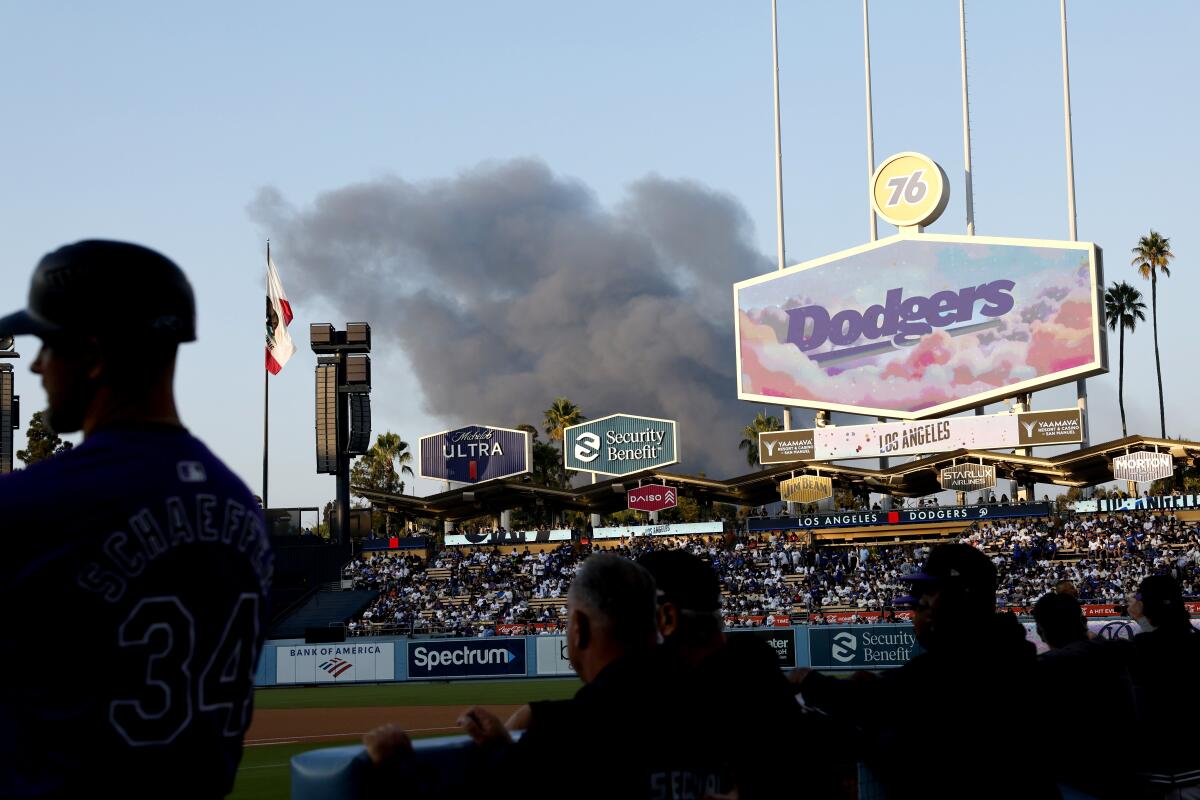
xmin=249 ymin=159 xmax=772 ymax=477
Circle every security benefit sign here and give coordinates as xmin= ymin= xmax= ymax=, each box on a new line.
xmin=627 ymin=484 xmax=678 ymax=513
xmin=407 ymin=639 xmax=527 ymax=679
xmin=563 ymin=414 xmax=678 ymax=477
xmin=1112 ymin=452 xmax=1173 ymax=483
xmin=780 ymin=475 xmax=832 ymax=504
xmin=939 ymin=463 xmax=997 ymax=492
xmin=419 ymin=424 xmax=531 ymax=483
xmin=808 ymin=625 xmax=919 ymax=669
xmin=276 ymin=643 xmax=395 ymax=684
xmin=734 ymin=234 xmax=1106 ymax=420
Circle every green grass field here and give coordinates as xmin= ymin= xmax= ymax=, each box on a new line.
xmin=230 ymin=679 xmax=581 ymax=800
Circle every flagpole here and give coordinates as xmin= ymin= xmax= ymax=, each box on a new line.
xmin=263 ymin=239 xmax=270 ymax=511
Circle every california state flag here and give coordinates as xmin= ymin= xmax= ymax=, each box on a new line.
xmin=266 ymin=254 xmax=295 ymax=374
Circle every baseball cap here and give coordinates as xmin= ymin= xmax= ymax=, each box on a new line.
xmin=0 ymin=240 xmax=196 ymax=342
xmin=636 ymin=550 xmax=721 ymax=614
xmin=894 ymin=543 xmax=997 ymax=607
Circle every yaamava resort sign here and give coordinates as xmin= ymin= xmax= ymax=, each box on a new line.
xmin=563 ymin=414 xmax=678 ymax=477
xmin=733 ymin=233 xmax=1106 ymax=419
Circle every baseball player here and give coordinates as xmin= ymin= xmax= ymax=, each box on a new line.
xmin=0 ymin=241 xmax=272 ymax=798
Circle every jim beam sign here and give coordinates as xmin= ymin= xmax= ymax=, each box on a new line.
xmin=1112 ymin=452 xmax=1174 ymax=483
xmin=939 ymin=463 xmax=997 ymax=492
xmin=780 ymin=475 xmax=833 ymax=504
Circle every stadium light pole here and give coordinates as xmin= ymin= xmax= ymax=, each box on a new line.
xmin=1059 ymin=0 xmax=1090 ymax=460
xmin=770 ymin=0 xmax=795 ymax=439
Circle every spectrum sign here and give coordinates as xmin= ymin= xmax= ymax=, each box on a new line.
xmin=563 ymin=414 xmax=678 ymax=477
xmin=734 ymin=234 xmax=1106 ymax=419
xmin=419 ymin=424 xmax=531 ymax=484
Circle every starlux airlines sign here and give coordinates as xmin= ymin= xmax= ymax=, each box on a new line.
xmin=734 ymin=234 xmax=1106 ymax=419
xmin=759 ymin=408 xmax=1083 ymax=463
xmin=564 ymin=414 xmax=678 ymax=477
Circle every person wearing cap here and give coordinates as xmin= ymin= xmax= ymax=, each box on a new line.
xmin=0 ymin=241 xmax=272 ymax=798
xmin=1125 ymin=575 xmax=1200 ymax=796
xmin=636 ymin=549 xmax=849 ymax=800
xmin=791 ymin=543 xmax=1055 ymax=799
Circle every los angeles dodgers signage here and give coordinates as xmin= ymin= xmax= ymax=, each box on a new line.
xmin=760 ymin=408 xmax=1084 ymax=463
xmin=563 ymin=414 xmax=678 ymax=477
xmin=734 ymin=234 xmax=1106 ymax=419
xmin=419 ymin=425 xmax=531 ymax=484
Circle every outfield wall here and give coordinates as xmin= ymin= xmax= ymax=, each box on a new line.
xmin=254 ymin=624 xmax=918 ymax=687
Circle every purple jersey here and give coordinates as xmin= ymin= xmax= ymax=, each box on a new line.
xmin=0 ymin=424 xmax=271 ymax=798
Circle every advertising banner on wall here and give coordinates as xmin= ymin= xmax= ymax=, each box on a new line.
xmin=808 ymin=625 xmax=919 ymax=669
xmin=419 ymin=425 xmax=531 ymax=483
xmin=445 ymin=528 xmax=571 ymax=547
xmin=725 ymin=629 xmax=797 ymax=668
xmin=1112 ymin=452 xmax=1174 ymax=483
xmin=591 ymin=521 xmax=724 ymax=540
xmin=779 ymin=475 xmax=833 ymax=503
xmin=759 ymin=408 xmax=1083 ymax=464
xmin=563 ymin=414 xmax=678 ymax=476
xmin=746 ymin=502 xmax=1050 ymax=532
xmin=1072 ymin=494 xmax=1200 ymax=513
xmin=626 ymin=484 xmax=678 ymax=512
xmin=276 ymin=643 xmax=395 ymax=684
xmin=735 ymin=234 xmax=1106 ymax=419
xmin=939 ymin=463 xmax=997 ymax=492
xmin=407 ymin=639 xmax=526 ymax=679
xmin=535 ymin=636 xmax=576 ymax=675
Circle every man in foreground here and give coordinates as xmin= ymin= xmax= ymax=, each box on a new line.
xmin=0 ymin=241 xmax=272 ymax=798
xmin=792 ymin=543 xmax=1055 ymax=799
xmin=366 ymin=553 xmax=729 ymax=798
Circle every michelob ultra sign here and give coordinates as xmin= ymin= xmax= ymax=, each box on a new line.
xmin=734 ymin=234 xmax=1106 ymax=419
xmin=419 ymin=424 xmax=532 ymax=483
xmin=1112 ymin=452 xmax=1173 ymax=483
xmin=780 ymin=475 xmax=833 ymax=504
xmin=939 ymin=463 xmax=997 ymax=492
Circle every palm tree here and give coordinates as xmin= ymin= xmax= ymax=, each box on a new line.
xmin=543 ymin=398 xmax=586 ymax=457
xmin=1104 ymin=281 xmax=1146 ymax=438
xmin=1131 ymin=231 xmax=1174 ymax=437
xmin=738 ymin=410 xmax=782 ymax=469
xmin=373 ymin=432 xmax=415 ymax=493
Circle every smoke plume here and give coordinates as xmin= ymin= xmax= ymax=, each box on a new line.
xmin=249 ymin=159 xmax=771 ymax=477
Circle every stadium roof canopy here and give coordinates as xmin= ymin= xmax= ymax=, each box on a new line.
xmin=354 ymin=435 xmax=1200 ymax=523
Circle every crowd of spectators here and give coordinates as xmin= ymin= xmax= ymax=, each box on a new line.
xmin=343 ymin=511 xmax=1200 ymax=636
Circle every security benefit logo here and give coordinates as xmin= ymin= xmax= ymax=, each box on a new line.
xmin=408 ymin=640 xmax=527 ymax=678
xmin=816 ymin=627 xmax=916 ymax=668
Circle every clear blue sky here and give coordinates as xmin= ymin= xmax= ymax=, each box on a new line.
xmin=2 ymin=1 xmax=1195 ymax=510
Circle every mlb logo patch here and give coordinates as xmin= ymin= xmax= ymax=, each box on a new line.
xmin=177 ymin=461 xmax=207 ymax=483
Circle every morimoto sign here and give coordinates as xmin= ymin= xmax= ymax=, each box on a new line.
xmin=734 ymin=234 xmax=1106 ymax=419
xmin=563 ymin=414 xmax=678 ymax=477
xmin=626 ymin=484 xmax=678 ymax=512
xmin=419 ymin=425 xmax=531 ymax=483
xmin=1112 ymin=452 xmax=1173 ymax=483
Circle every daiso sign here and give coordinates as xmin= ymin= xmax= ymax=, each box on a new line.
xmin=734 ymin=233 xmax=1106 ymax=419
xmin=626 ymin=484 xmax=678 ymax=513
